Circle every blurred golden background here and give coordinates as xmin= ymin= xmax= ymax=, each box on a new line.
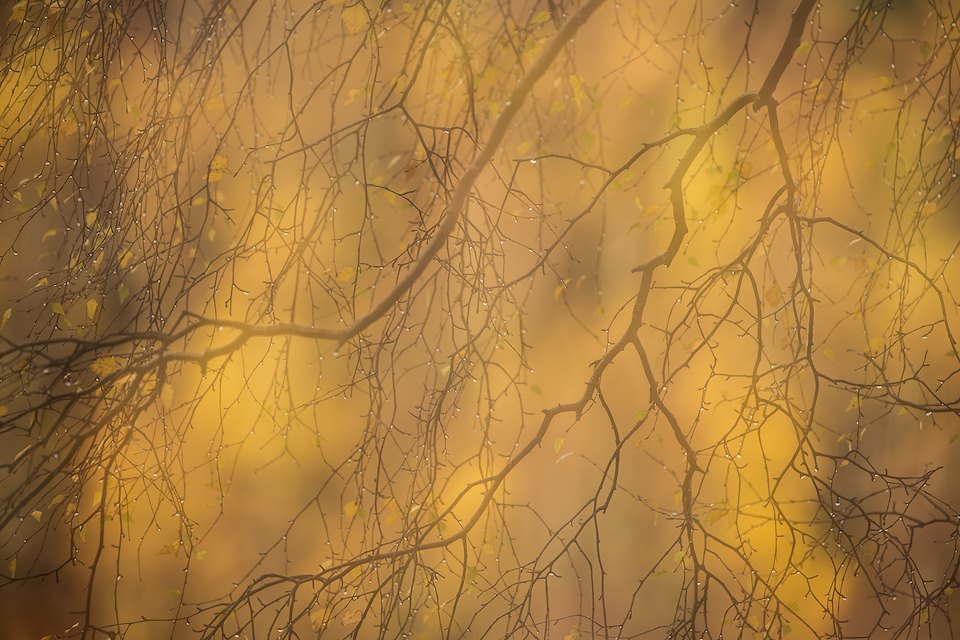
xmin=1 ymin=0 xmax=959 ymax=638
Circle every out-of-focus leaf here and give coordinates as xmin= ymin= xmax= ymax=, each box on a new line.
xmin=341 ymin=5 xmax=368 ymax=34
xmin=310 ymin=607 xmax=328 ymax=631
xmin=343 ymin=500 xmax=359 ymax=519
xmin=341 ymin=608 xmax=363 ymax=625
xmin=91 ymin=356 xmax=120 ymax=377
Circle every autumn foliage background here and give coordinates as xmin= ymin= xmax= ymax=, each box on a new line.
xmin=1 ymin=0 xmax=960 ymax=638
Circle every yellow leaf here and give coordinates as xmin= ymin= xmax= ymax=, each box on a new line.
xmin=207 ymin=169 xmax=224 ymax=183
xmin=50 ymin=494 xmax=65 ymax=507
xmin=341 ymin=4 xmax=368 ymax=34
xmin=204 ymin=96 xmax=224 ymax=111
xmin=86 ymin=299 xmax=98 ymax=321
xmin=157 ymin=541 xmax=180 ymax=555
xmin=160 ymin=383 xmax=175 ymax=408
xmin=872 ymin=74 xmax=892 ymax=90
xmin=383 ymin=502 xmax=398 ymax=525
xmin=91 ymin=356 xmax=120 ymax=377
xmin=8 ymin=558 xmax=15 ymax=577
xmin=563 ymin=630 xmax=579 ymax=640
xmin=8 ymin=0 xmax=26 ymax=23
xmin=465 ymin=564 xmax=479 ymax=582
xmin=51 ymin=302 xmax=65 ymax=315
xmin=85 ymin=210 xmax=97 ymax=226
xmin=310 ymin=607 xmax=328 ymax=631
xmin=337 ymin=266 xmax=356 ymax=283
xmin=117 ymin=283 xmax=130 ymax=305
xmin=341 ymin=608 xmax=363 ymax=625
xmin=42 ymin=228 xmax=57 ymax=241
xmin=764 ymin=285 xmax=783 ymax=306
xmin=343 ymin=88 xmax=362 ymax=105
xmin=531 ymin=10 xmax=551 ymax=25
xmin=210 ymin=154 xmax=228 ymax=170
xmin=1 ymin=307 xmax=11 ymax=331
xmin=553 ymin=437 xmax=564 ymax=454
xmin=613 ymin=169 xmax=635 ymax=189
xmin=704 ymin=509 xmax=726 ymax=525
xmin=634 ymin=196 xmax=659 ymax=217
xmin=195 ymin=550 xmax=208 ymax=560
xmin=569 ymin=74 xmax=587 ymax=110
xmin=31 ymin=510 xmax=42 ymax=522
xmin=343 ymin=500 xmax=359 ymax=519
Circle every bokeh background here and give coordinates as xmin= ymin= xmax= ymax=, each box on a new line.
xmin=1 ymin=0 xmax=959 ymax=638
